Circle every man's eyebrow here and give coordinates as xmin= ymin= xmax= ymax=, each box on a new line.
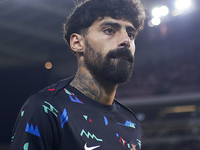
xmin=126 ymin=26 xmax=136 ymax=32
xmin=100 ymin=22 xmax=121 ymax=29
xmin=100 ymin=21 xmax=136 ymax=31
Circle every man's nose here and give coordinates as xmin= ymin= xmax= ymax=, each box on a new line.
xmin=118 ymin=30 xmax=131 ymax=48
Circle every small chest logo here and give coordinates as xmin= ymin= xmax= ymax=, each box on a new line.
xmin=84 ymin=143 xmax=100 ymax=150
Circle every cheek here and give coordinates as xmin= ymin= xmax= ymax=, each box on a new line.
xmin=92 ymin=41 xmax=108 ymax=56
xmin=87 ymin=39 xmax=107 ymax=59
xmin=130 ymin=42 xmax=136 ymax=55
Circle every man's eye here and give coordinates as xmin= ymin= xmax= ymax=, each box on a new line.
xmin=128 ymin=33 xmax=135 ymax=40
xmin=104 ymin=28 xmax=115 ymax=34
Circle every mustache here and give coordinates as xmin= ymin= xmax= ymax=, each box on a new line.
xmin=106 ymin=48 xmax=134 ymax=63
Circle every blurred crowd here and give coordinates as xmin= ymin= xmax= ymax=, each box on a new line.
xmin=117 ymin=42 xmax=200 ymax=98
xmin=142 ymin=139 xmax=200 ymax=150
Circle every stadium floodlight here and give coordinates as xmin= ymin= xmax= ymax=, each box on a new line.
xmin=152 ymin=6 xmax=169 ymax=17
xmin=175 ymin=0 xmax=191 ymax=10
xmin=152 ymin=7 xmax=161 ymax=17
xmin=160 ymin=6 xmax=169 ymax=16
xmin=151 ymin=17 xmax=161 ymax=26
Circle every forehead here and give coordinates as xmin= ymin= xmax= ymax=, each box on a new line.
xmin=90 ymin=17 xmax=135 ymax=30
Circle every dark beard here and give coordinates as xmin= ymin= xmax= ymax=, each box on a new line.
xmin=84 ymin=40 xmax=134 ymax=84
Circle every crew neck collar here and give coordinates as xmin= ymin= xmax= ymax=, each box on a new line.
xmin=65 ymin=84 xmax=117 ymax=113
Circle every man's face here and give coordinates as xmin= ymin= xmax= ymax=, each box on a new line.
xmin=83 ymin=17 xmax=136 ymax=84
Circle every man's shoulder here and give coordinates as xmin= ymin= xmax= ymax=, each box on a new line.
xmin=115 ymin=100 xmax=139 ymax=121
xmin=39 ymin=76 xmax=74 ymax=96
xmin=23 ymin=76 xmax=74 ymax=108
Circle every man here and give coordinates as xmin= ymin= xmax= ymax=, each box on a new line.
xmin=10 ymin=0 xmax=145 ymax=149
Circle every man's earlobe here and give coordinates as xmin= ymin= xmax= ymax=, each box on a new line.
xmin=70 ymin=33 xmax=84 ymax=53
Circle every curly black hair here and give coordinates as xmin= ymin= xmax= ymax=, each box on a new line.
xmin=63 ymin=0 xmax=146 ymax=47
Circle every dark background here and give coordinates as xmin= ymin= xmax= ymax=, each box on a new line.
xmin=1 ymin=0 xmax=200 ymax=149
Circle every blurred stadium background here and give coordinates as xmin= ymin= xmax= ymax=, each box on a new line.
xmin=0 ymin=0 xmax=200 ymax=149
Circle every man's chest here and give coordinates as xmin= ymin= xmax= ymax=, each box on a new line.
xmin=58 ymin=104 xmax=142 ymax=150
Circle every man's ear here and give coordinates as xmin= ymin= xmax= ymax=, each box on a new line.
xmin=70 ymin=33 xmax=85 ymax=53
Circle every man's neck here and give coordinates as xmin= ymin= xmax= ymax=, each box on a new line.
xmin=70 ymin=66 xmax=117 ymax=105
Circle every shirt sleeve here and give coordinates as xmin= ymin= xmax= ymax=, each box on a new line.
xmin=10 ymin=94 xmax=60 ymax=150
